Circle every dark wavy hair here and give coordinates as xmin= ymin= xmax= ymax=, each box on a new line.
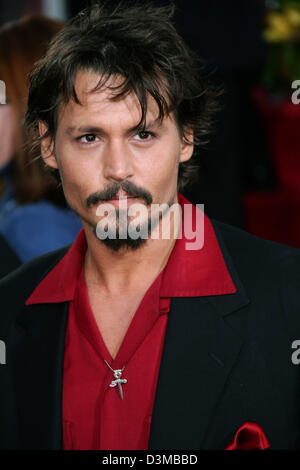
xmin=25 ymin=0 xmax=219 ymax=190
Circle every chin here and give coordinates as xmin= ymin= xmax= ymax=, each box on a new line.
xmin=97 ymin=235 xmax=148 ymax=252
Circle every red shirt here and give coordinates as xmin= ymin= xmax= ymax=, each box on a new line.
xmin=26 ymin=193 xmax=236 ymax=450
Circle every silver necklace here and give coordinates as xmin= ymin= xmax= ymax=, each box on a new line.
xmin=104 ymin=359 xmax=127 ymax=400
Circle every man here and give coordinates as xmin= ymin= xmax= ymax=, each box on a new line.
xmin=1 ymin=1 xmax=300 ymax=451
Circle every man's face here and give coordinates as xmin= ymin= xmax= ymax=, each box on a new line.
xmin=39 ymin=70 xmax=193 ymax=251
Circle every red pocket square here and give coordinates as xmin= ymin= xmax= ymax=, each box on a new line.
xmin=224 ymin=421 xmax=270 ymax=450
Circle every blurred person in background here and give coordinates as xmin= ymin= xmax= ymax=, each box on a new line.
xmin=0 ymin=15 xmax=82 ymax=272
xmin=171 ymin=0 xmax=272 ymax=228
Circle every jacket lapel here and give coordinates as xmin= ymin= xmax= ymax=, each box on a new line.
xmin=148 ymin=294 xmax=248 ymax=450
xmin=9 ymin=301 xmax=68 ymax=449
xmin=148 ymin=221 xmax=250 ymax=450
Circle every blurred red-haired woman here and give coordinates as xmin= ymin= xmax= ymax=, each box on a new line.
xmin=0 ymin=15 xmax=81 ymax=269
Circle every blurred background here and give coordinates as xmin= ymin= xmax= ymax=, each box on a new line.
xmin=1 ymin=0 xmax=300 ymax=275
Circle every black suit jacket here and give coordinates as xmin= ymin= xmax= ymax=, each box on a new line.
xmin=0 ymin=234 xmax=21 ymax=279
xmin=1 ymin=219 xmax=300 ymax=450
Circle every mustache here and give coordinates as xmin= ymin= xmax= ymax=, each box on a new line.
xmin=86 ymin=181 xmax=152 ymax=208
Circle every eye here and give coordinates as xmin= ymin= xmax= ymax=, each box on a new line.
xmin=77 ymin=134 xmax=99 ymax=144
xmin=134 ymin=131 xmax=155 ymax=141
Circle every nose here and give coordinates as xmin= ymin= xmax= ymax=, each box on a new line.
xmin=102 ymin=139 xmax=134 ymax=183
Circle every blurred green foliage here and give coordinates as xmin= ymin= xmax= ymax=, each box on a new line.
xmin=263 ymin=0 xmax=300 ymax=95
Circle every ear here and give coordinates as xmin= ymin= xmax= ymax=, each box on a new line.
xmin=38 ymin=121 xmax=58 ymax=169
xmin=179 ymin=128 xmax=194 ymax=163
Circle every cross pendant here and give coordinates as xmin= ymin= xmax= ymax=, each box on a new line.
xmin=109 ymin=369 xmax=128 ymax=400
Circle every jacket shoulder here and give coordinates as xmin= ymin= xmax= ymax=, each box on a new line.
xmin=212 ymin=219 xmax=300 ymax=273
xmin=0 ymin=245 xmax=70 ymax=306
xmin=212 ymin=219 xmax=300 ymax=327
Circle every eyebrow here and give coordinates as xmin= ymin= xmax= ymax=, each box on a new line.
xmin=65 ymin=117 xmax=164 ymax=136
